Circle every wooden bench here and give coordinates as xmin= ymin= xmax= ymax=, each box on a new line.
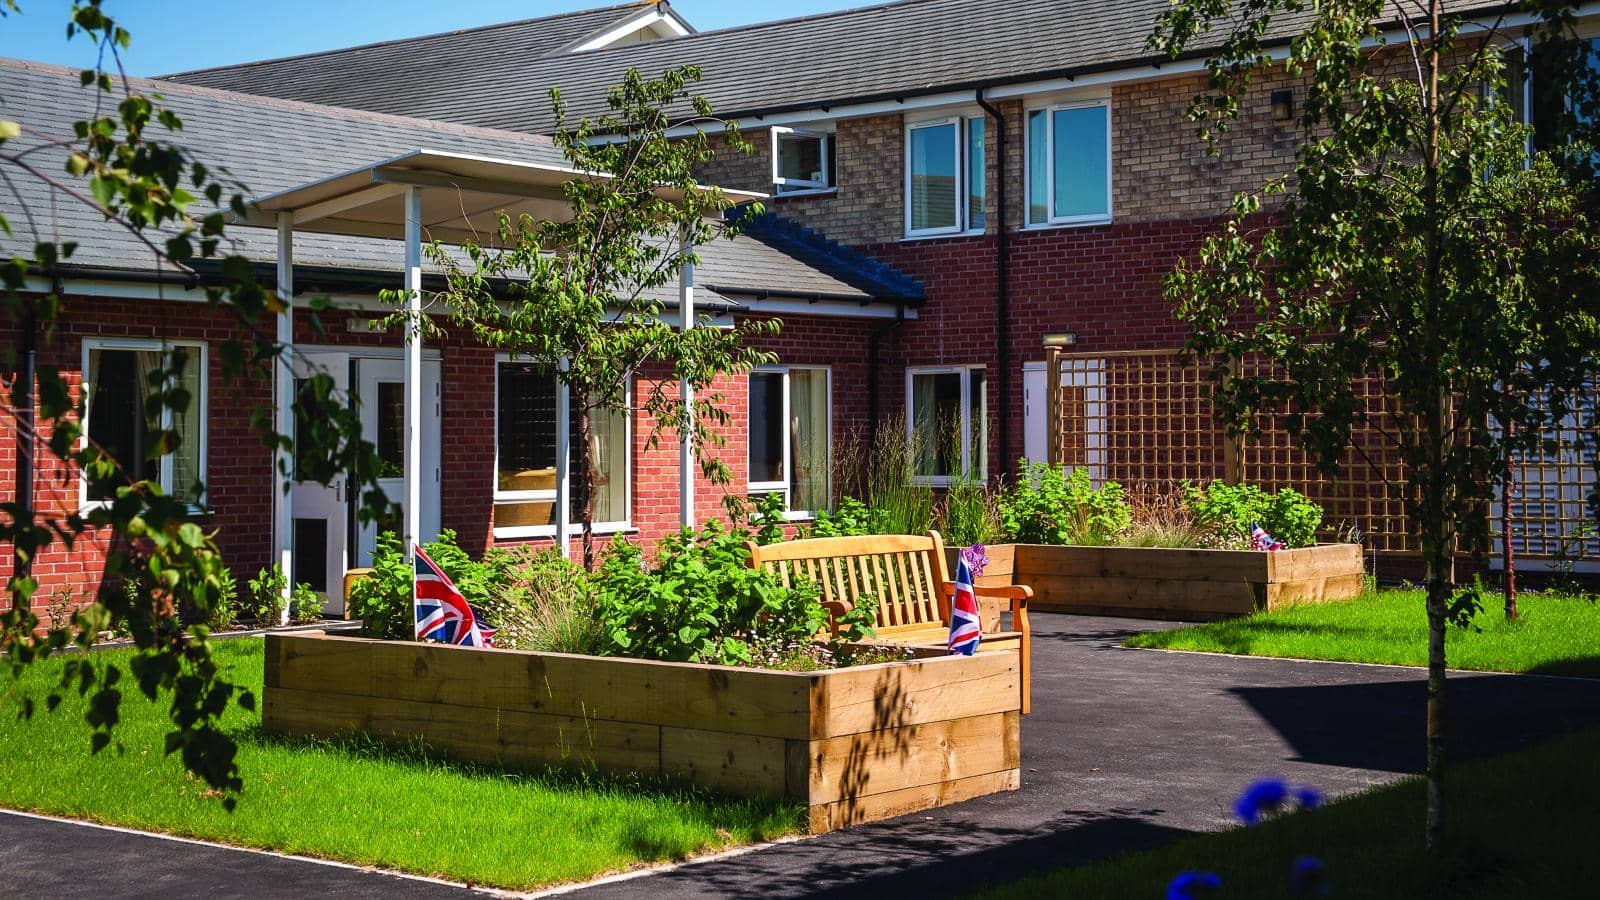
xmin=745 ymin=531 xmax=1032 ymax=714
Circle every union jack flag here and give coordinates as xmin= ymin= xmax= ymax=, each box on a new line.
xmin=1250 ymin=523 xmax=1286 ymax=552
xmin=948 ymin=556 xmax=983 ymax=656
xmin=414 ymin=545 xmax=497 ymax=647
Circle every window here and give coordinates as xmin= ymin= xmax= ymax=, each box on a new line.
xmin=907 ymin=366 xmax=987 ymax=484
xmin=1026 ymin=100 xmax=1112 ymax=226
xmin=905 ymin=116 xmax=986 ymax=236
xmin=495 ymin=360 xmax=629 ymax=536
xmin=748 ymin=367 xmax=831 ymax=515
xmin=772 ymin=127 xmax=835 ymax=194
xmin=82 ymin=339 xmax=206 ymax=505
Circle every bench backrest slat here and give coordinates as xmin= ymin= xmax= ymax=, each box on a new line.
xmin=746 ymin=532 xmax=951 ymax=632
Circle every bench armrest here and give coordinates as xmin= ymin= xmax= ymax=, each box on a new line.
xmin=940 ymin=581 xmax=1032 ymax=603
xmin=821 ymin=598 xmax=855 ymax=619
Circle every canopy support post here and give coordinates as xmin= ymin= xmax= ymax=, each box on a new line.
xmin=274 ymin=214 xmax=295 ymax=625
xmin=678 ymin=224 xmax=696 ymax=529
xmin=403 ymin=186 xmax=424 ymax=559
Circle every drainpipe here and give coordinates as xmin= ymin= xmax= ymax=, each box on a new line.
xmin=976 ymin=87 xmax=1012 ymax=482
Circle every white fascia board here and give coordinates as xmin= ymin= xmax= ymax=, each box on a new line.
xmin=654 ymin=6 xmax=1600 ymax=139
xmin=570 ymin=7 xmax=693 ymax=53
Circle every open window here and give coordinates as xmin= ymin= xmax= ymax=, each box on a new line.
xmin=81 ymin=338 xmax=206 ymax=507
xmin=495 ymin=359 xmax=629 ymax=538
xmin=907 ymin=366 xmax=987 ymax=485
xmin=772 ymin=127 xmax=836 ymax=194
xmin=749 ymin=366 xmax=831 ymax=516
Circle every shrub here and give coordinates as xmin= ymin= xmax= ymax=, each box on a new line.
xmin=1183 ymin=481 xmax=1324 ymax=549
xmin=246 ymin=564 xmax=287 ymax=626
xmin=481 ymin=545 xmax=605 ymax=655
xmin=1001 ymin=463 xmax=1132 ymax=546
xmin=1121 ymin=483 xmax=1207 ymax=549
xmin=347 ymin=530 xmax=493 ymax=640
xmin=205 ymin=566 xmax=240 ymax=632
xmin=809 ymin=496 xmax=875 ymax=537
xmin=594 ymin=521 xmax=851 ymax=666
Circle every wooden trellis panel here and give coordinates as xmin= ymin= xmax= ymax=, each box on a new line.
xmin=1496 ymin=378 xmax=1600 ymax=563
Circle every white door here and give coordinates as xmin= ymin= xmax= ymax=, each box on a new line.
xmin=290 ymin=352 xmax=350 ymax=616
xmin=1023 ymin=362 xmax=1048 ymax=466
xmin=354 ymin=357 xmax=442 ymax=568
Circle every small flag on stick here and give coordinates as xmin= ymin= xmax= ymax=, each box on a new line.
xmin=948 ymin=555 xmax=983 ymax=656
xmin=1250 ymin=524 xmax=1286 ymax=552
xmin=414 ymin=545 xmax=497 ymax=647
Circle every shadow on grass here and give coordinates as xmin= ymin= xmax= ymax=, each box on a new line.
xmin=236 ymin=724 xmax=805 ymax=839
xmin=1527 ymin=656 xmax=1600 ymax=679
xmin=1229 ymin=673 xmax=1600 ymax=774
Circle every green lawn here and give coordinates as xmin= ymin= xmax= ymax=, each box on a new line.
xmin=0 ymin=638 xmax=800 ymax=890
xmin=978 ymin=727 xmax=1600 ymax=899
xmin=1124 ymin=588 xmax=1600 ymax=677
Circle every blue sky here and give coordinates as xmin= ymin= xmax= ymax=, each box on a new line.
xmin=0 ymin=1 xmax=866 ymax=76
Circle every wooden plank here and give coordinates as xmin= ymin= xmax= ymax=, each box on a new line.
xmin=806 ymin=769 xmax=1020 ymax=833
xmin=815 ymin=651 xmax=1020 ymax=739
xmin=661 ymin=727 xmax=790 ymax=797
xmin=1266 ymin=544 xmax=1364 ymax=582
xmin=264 ymin=686 xmax=661 ymax=772
xmin=1266 ymin=573 xmax=1367 ymax=609
xmin=1013 ymin=544 xmax=1270 ymax=582
xmin=275 ymin=634 xmax=816 ymax=739
xmin=270 ymin=632 xmax=375 ymax=697
xmin=753 ymin=534 xmax=939 ymax=563
xmin=1023 ymin=574 xmax=1259 ymax=615
xmin=801 ymin=711 xmax=1018 ymax=804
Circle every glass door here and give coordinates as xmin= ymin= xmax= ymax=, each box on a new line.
xmin=289 ymin=351 xmax=350 ymax=616
xmin=353 ymin=356 xmax=441 ymax=567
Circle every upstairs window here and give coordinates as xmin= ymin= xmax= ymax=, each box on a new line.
xmin=906 ymin=116 xmax=986 ymax=237
xmin=749 ymin=367 xmax=831 ymax=515
xmin=772 ymin=127 xmax=835 ymax=194
xmin=1027 ymin=100 xmax=1112 ymax=226
xmin=82 ymin=339 xmax=206 ymax=505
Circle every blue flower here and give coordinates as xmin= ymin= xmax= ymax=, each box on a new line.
xmin=1290 ymin=855 xmax=1328 ymax=896
xmin=1166 ymin=870 xmax=1222 ymax=900
xmin=1234 ymin=777 xmax=1289 ymax=825
xmin=1294 ymin=785 xmax=1324 ymax=811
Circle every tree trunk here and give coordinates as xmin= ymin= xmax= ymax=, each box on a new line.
xmin=1422 ymin=519 xmax=1453 ymax=853
xmin=1502 ymin=418 xmax=1518 ymax=621
xmin=11 ymin=300 xmax=36 ymax=612
xmin=577 ymin=401 xmax=597 ymax=571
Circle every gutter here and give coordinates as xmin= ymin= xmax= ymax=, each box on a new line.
xmin=976 ymin=86 xmax=1012 ymax=482
xmin=708 ymin=285 xmax=920 ymax=307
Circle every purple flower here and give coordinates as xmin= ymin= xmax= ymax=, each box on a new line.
xmin=1290 ymin=856 xmax=1328 ymax=896
xmin=1294 ymin=785 xmax=1324 ymax=811
xmin=1166 ymin=871 xmax=1221 ymax=900
xmin=961 ymin=543 xmax=990 ymax=578
xmin=1234 ymin=777 xmax=1289 ymax=825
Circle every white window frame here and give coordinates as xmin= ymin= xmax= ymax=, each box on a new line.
xmin=79 ymin=337 xmax=208 ymax=511
xmin=905 ymin=116 xmax=965 ymax=238
xmin=771 ymin=126 xmax=834 ymax=195
xmin=747 ymin=365 xmax=832 ymax=519
xmin=1024 ymin=99 xmax=1114 ymax=228
xmin=906 ymin=365 xmax=987 ymax=487
xmin=493 ymin=356 xmax=632 ymax=540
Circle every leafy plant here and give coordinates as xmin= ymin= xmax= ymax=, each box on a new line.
xmin=347 ymin=530 xmax=497 ymax=641
xmin=289 ymin=582 xmax=320 ymax=624
xmin=1001 ymin=463 xmax=1131 ymax=546
xmin=748 ymin=491 xmax=790 ymax=546
xmin=204 ymin=567 xmax=239 ymax=632
xmin=1183 ymin=481 xmax=1324 ymax=550
xmin=809 ymin=496 xmax=875 ymax=538
xmin=594 ymin=521 xmax=830 ymax=666
xmin=246 ymin=564 xmax=287 ymax=627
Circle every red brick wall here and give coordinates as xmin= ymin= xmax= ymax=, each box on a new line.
xmin=0 ymin=293 xmax=894 ymax=622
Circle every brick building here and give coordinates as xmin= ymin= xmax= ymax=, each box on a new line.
xmin=7 ymin=0 xmax=1597 ymax=617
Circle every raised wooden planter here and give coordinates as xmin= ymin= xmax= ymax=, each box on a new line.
xmin=949 ymin=543 xmax=1364 ymax=621
xmin=263 ymin=632 xmax=1021 ymax=832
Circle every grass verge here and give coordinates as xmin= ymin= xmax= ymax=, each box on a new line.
xmin=0 ymin=638 xmax=802 ymax=890
xmin=977 ymin=726 xmax=1600 ymax=899
xmin=1124 ymin=588 xmax=1600 ymax=677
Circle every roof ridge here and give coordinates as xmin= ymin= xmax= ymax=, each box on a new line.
xmin=0 ymin=56 xmax=557 ymax=147
xmin=157 ymin=1 xmax=661 ymax=80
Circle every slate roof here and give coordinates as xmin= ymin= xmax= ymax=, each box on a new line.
xmin=0 ymin=57 xmax=918 ymax=306
xmin=165 ymin=0 xmax=1510 ymax=135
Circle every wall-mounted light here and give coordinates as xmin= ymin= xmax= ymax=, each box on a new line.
xmin=1271 ymin=89 xmax=1295 ymax=122
xmin=1042 ymin=332 xmax=1078 ymax=348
